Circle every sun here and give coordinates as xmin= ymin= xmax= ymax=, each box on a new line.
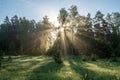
xmin=47 ymin=11 xmax=60 ymax=27
xmin=52 ymin=21 xmax=60 ymax=27
xmin=49 ymin=18 xmax=60 ymax=27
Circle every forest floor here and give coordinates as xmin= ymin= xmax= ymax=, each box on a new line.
xmin=0 ymin=55 xmax=120 ymax=80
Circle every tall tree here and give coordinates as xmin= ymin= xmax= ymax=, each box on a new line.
xmin=42 ymin=16 xmax=49 ymax=25
xmin=93 ymin=11 xmax=106 ymax=39
xmin=112 ymin=12 xmax=120 ymax=34
xmin=58 ymin=8 xmax=68 ymax=27
xmin=68 ymin=5 xmax=79 ymax=33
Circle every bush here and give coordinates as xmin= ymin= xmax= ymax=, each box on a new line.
xmin=0 ymin=59 xmax=1 ymax=67
xmin=93 ymin=39 xmax=112 ymax=58
xmin=81 ymin=55 xmax=88 ymax=61
xmin=91 ymin=54 xmax=97 ymax=61
xmin=113 ymin=43 xmax=120 ymax=57
xmin=110 ymin=53 xmax=117 ymax=62
xmin=31 ymin=49 xmax=41 ymax=56
xmin=0 ymin=50 xmax=3 ymax=67
xmin=8 ymin=56 xmax=12 ymax=62
xmin=53 ymin=50 xmax=63 ymax=64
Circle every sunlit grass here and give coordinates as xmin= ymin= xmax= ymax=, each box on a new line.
xmin=0 ymin=56 xmax=120 ymax=80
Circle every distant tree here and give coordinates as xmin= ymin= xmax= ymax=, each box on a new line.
xmin=68 ymin=5 xmax=79 ymax=33
xmin=84 ymin=13 xmax=93 ymax=37
xmin=104 ymin=13 xmax=114 ymax=41
xmin=68 ymin=5 xmax=78 ymax=18
xmin=42 ymin=16 xmax=49 ymax=24
xmin=42 ymin=16 xmax=52 ymax=29
xmin=93 ymin=11 xmax=106 ymax=39
xmin=11 ymin=15 xmax=19 ymax=26
xmin=112 ymin=12 xmax=120 ymax=34
xmin=0 ymin=16 xmax=11 ymax=53
xmin=4 ymin=16 xmax=11 ymax=25
xmin=111 ymin=12 xmax=120 ymax=56
xmin=68 ymin=5 xmax=80 ymax=55
xmin=58 ymin=8 xmax=68 ymax=27
xmin=0 ymin=8 xmax=120 ymax=58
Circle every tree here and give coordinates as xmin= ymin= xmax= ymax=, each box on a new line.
xmin=53 ymin=33 xmax=63 ymax=64
xmin=4 ymin=16 xmax=11 ymax=25
xmin=68 ymin=5 xmax=78 ymax=17
xmin=68 ymin=5 xmax=79 ymax=33
xmin=84 ymin=13 xmax=93 ymax=37
xmin=42 ymin=16 xmax=49 ymax=24
xmin=68 ymin=5 xmax=79 ymax=55
xmin=58 ymin=8 xmax=68 ymax=26
xmin=105 ymin=13 xmax=113 ymax=41
xmin=52 ymin=8 xmax=68 ymax=63
xmin=42 ymin=16 xmax=51 ymax=29
xmin=11 ymin=15 xmax=19 ymax=26
xmin=0 ymin=16 xmax=11 ymax=54
xmin=111 ymin=12 xmax=120 ymax=56
xmin=93 ymin=11 xmax=106 ymax=39
xmin=112 ymin=12 xmax=120 ymax=34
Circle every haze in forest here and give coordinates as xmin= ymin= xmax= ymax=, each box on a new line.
xmin=0 ymin=0 xmax=120 ymax=80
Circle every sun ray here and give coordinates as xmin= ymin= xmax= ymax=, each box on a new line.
xmin=64 ymin=30 xmax=89 ymax=54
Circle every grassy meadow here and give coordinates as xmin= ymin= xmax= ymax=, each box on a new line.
xmin=0 ymin=55 xmax=120 ymax=80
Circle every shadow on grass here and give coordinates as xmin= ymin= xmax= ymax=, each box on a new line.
xmin=26 ymin=61 xmax=64 ymax=80
xmin=3 ymin=57 xmax=52 ymax=71
xmin=91 ymin=59 xmax=120 ymax=70
xmin=7 ymin=55 xmax=32 ymax=60
xmin=67 ymin=58 xmax=119 ymax=80
xmin=1 ymin=56 xmax=120 ymax=80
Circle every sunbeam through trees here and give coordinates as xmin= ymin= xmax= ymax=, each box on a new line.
xmin=0 ymin=1 xmax=120 ymax=80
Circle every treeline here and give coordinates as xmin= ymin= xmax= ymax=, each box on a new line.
xmin=56 ymin=5 xmax=120 ymax=59
xmin=0 ymin=5 xmax=120 ymax=59
xmin=76 ymin=10 xmax=120 ymax=58
xmin=0 ymin=15 xmax=53 ymax=55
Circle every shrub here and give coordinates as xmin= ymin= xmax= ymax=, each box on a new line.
xmin=110 ymin=53 xmax=117 ymax=62
xmin=53 ymin=50 xmax=63 ymax=64
xmin=0 ymin=50 xmax=3 ymax=67
xmin=8 ymin=56 xmax=12 ymax=62
xmin=91 ymin=54 xmax=97 ymax=61
xmin=113 ymin=43 xmax=120 ymax=57
xmin=31 ymin=49 xmax=41 ymax=56
xmin=0 ymin=60 xmax=1 ymax=67
xmin=81 ymin=55 xmax=88 ymax=61
xmin=93 ymin=39 xmax=112 ymax=58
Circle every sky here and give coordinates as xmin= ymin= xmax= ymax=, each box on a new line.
xmin=0 ymin=0 xmax=120 ymax=26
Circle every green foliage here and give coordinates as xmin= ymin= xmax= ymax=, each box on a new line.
xmin=0 ymin=50 xmax=3 ymax=67
xmin=91 ymin=54 xmax=97 ymax=61
xmin=53 ymin=50 xmax=63 ymax=64
xmin=8 ymin=56 xmax=12 ymax=62
xmin=42 ymin=16 xmax=49 ymax=25
xmin=93 ymin=39 xmax=112 ymax=58
xmin=82 ymin=70 xmax=91 ymax=80
xmin=69 ymin=5 xmax=78 ymax=17
xmin=0 ymin=4 xmax=120 ymax=80
xmin=31 ymin=49 xmax=41 ymax=56
xmin=58 ymin=8 xmax=68 ymax=26
xmin=81 ymin=55 xmax=88 ymax=61
xmin=0 ymin=6 xmax=120 ymax=59
xmin=8 ymin=41 xmax=16 ymax=55
xmin=113 ymin=43 xmax=120 ymax=57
